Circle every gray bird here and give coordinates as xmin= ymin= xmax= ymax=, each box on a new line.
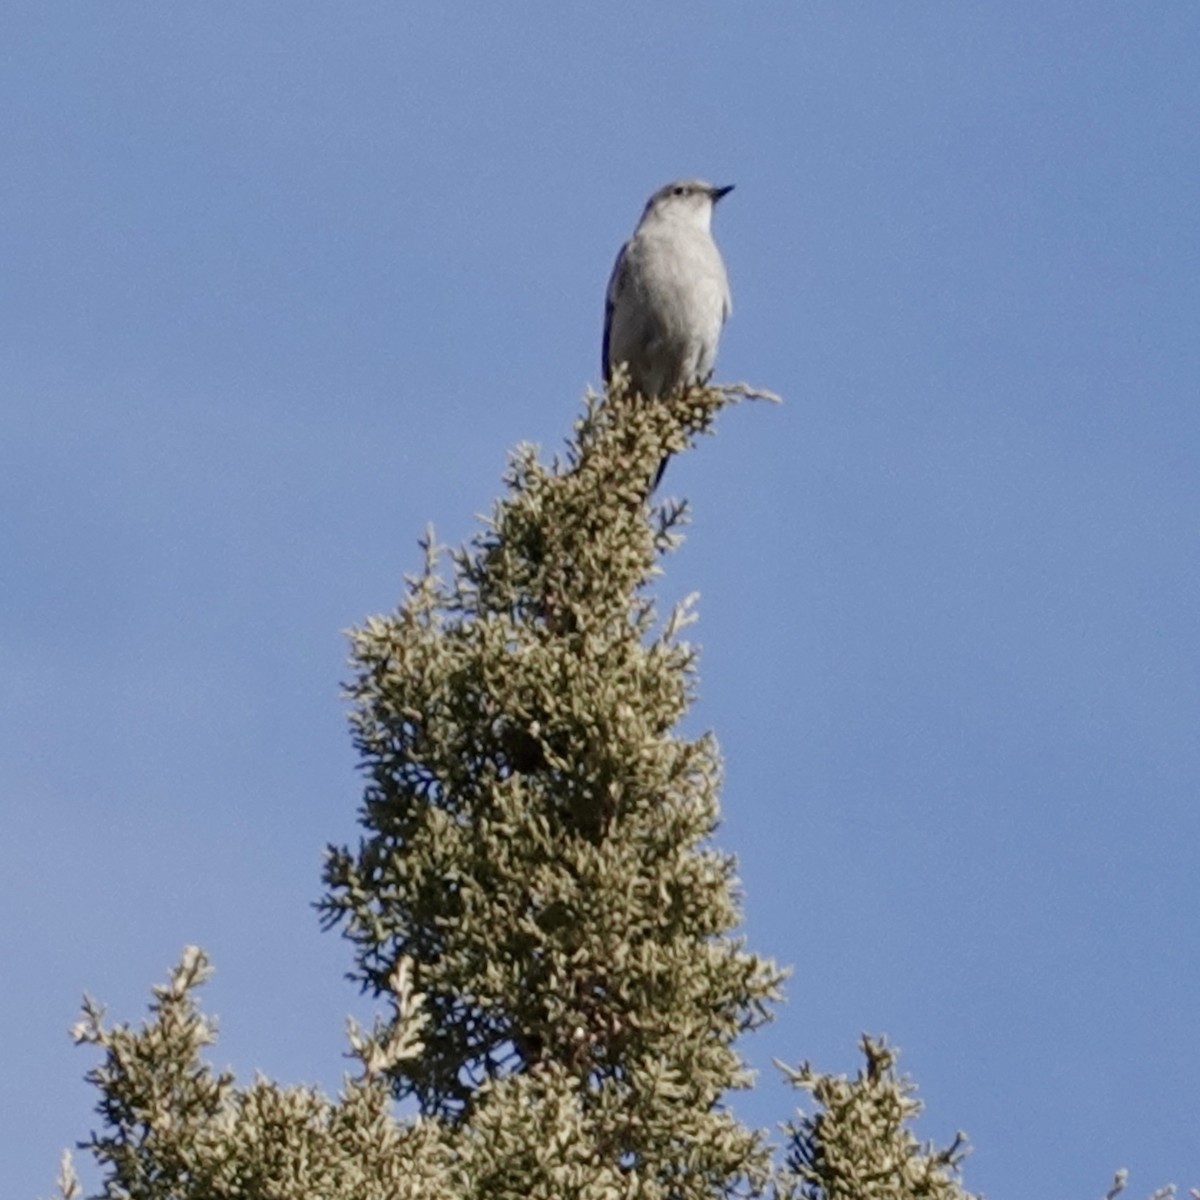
xmin=602 ymin=179 xmax=734 ymax=401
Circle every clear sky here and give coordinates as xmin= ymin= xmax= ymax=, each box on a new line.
xmin=3 ymin=4 xmax=1198 ymax=1196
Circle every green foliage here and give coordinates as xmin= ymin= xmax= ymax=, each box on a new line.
xmin=319 ymin=379 xmax=785 ymax=1196
xmin=776 ymin=1036 xmax=975 ymax=1200
xmin=53 ymin=380 xmax=1008 ymax=1200
xmin=64 ymin=947 xmax=452 ymax=1200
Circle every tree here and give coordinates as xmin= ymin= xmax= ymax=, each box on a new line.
xmin=775 ymin=1036 xmax=971 ymax=1200
xmin=56 ymin=380 xmax=983 ymax=1200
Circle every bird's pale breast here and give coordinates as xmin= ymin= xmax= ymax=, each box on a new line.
xmin=608 ymin=225 xmax=729 ymax=398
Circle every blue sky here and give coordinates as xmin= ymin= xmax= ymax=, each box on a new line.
xmin=3 ymin=4 xmax=1198 ymax=1196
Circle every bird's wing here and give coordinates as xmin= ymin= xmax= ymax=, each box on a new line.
xmin=602 ymin=241 xmax=629 ymax=383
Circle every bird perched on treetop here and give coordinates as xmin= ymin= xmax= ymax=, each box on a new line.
xmin=602 ymin=179 xmax=734 ymax=401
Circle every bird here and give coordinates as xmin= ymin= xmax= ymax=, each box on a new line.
xmin=602 ymin=179 xmax=734 ymax=403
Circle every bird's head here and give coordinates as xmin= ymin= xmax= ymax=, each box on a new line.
xmin=639 ymin=179 xmax=734 ymax=232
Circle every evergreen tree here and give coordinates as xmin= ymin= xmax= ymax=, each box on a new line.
xmin=775 ymin=1036 xmax=970 ymax=1200
xmin=63 ymin=948 xmax=452 ymax=1200
xmin=55 ymin=380 xmax=998 ymax=1200
xmin=318 ymin=379 xmax=784 ymax=1198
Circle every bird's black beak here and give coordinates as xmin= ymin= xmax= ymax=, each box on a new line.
xmin=711 ymin=184 xmax=735 ymax=202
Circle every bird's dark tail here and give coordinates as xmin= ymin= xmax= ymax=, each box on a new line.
xmin=651 ymin=452 xmax=672 ymax=493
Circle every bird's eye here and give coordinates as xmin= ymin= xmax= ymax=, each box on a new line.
xmin=673 ymin=185 xmax=685 ymax=196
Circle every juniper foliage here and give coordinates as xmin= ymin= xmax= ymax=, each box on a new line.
xmin=53 ymin=380 xmax=1027 ymax=1200
xmin=318 ymin=379 xmax=786 ymax=1197
xmin=775 ymin=1036 xmax=974 ymax=1200
xmin=63 ymin=947 xmax=452 ymax=1200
